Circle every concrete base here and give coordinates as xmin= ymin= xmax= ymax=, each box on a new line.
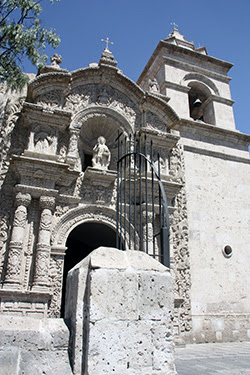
xmin=65 ymin=246 xmax=176 ymax=375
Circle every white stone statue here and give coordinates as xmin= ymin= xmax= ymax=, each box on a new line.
xmin=148 ymin=78 xmax=160 ymax=93
xmin=92 ymin=136 xmax=111 ymax=170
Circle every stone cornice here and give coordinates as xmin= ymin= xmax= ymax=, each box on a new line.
xmin=161 ymin=81 xmax=190 ymax=93
xmin=137 ymin=40 xmax=233 ymax=86
xmin=184 ymin=144 xmax=250 ymax=164
xmin=22 ymin=102 xmax=72 ymax=122
xmin=176 ymin=118 xmax=250 ymax=145
xmin=140 ymin=127 xmax=180 ymax=149
xmin=161 ymin=56 xmax=232 ymax=83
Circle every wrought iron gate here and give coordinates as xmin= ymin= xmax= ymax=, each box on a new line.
xmin=116 ymin=132 xmax=170 ymax=268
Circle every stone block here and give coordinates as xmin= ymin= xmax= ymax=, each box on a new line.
xmin=0 ymin=315 xmax=73 ymax=374
xmin=65 ymin=246 xmax=176 ymax=375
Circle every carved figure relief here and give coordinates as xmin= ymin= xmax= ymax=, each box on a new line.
xmin=146 ymin=111 xmax=167 ymax=132
xmin=28 ymin=124 xmax=57 ymax=155
xmin=92 ymin=136 xmax=111 ymax=170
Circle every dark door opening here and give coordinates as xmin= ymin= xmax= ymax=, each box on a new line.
xmin=60 ymin=222 xmax=117 ymax=317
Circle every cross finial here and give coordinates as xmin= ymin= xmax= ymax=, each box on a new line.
xmin=171 ymin=22 xmax=178 ymax=30
xmin=101 ymin=37 xmax=114 ymax=51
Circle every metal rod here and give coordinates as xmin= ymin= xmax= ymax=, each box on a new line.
xmin=119 ymin=140 xmax=123 ymax=249
xmin=128 ymin=134 xmax=132 ymax=249
xmin=158 ymin=153 xmax=162 ymax=231
xmin=145 ymin=134 xmax=148 ymax=254
xmin=116 ymin=131 xmax=120 ymax=249
xmin=133 ymin=133 xmax=137 ymax=248
xmin=151 ymin=140 xmax=155 ymax=258
xmin=124 ymin=136 xmax=127 ymax=250
xmin=139 ymin=132 xmax=143 ymax=251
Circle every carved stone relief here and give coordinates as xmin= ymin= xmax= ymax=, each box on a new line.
xmin=64 ymin=84 xmax=139 ymax=128
xmin=36 ymin=90 xmax=63 ymax=109
xmin=48 ymin=254 xmax=64 ymax=318
xmin=28 ymin=124 xmax=57 ymax=155
xmin=146 ymin=111 xmax=167 ymax=132
xmin=153 ymin=149 xmax=169 ymax=175
xmin=169 ymin=142 xmax=192 ymax=335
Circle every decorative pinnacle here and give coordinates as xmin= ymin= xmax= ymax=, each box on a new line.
xmin=170 ymin=22 xmax=178 ymax=30
xmin=101 ymin=37 xmax=114 ymax=51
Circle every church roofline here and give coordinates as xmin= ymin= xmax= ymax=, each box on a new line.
xmin=137 ymin=40 xmax=233 ymax=86
xmin=26 ymin=63 xmax=180 ymax=124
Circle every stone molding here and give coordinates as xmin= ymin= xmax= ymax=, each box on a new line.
xmin=51 ymin=204 xmax=138 ymax=249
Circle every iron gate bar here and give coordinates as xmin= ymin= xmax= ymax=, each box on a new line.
xmin=145 ymin=135 xmax=149 ymax=255
xmin=133 ymin=133 xmax=136 ymax=248
xmin=116 ymin=134 xmax=170 ymax=267
xmin=151 ymin=140 xmax=156 ymax=258
xmin=128 ymin=134 xmax=132 ymax=249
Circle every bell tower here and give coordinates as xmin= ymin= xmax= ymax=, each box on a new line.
xmin=137 ymin=27 xmax=236 ymax=130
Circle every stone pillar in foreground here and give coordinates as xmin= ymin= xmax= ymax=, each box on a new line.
xmin=4 ymin=192 xmax=31 ymax=288
xmin=65 ymin=247 xmax=177 ymax=375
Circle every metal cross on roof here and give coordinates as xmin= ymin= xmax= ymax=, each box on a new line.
xmin=170 ymin=22 xmax=178 ymax=29
xmin=101 ymin=37 xmax=114 ymax=51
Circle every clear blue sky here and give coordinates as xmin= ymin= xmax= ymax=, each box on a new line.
xmin=23 ymin=0 xmax=250 ymax=135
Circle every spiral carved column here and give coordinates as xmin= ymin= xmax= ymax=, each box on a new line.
xmin=32 ymin=196 xmax=55 ymax=290
xmin=4 ymin=192 xmax=31 ymax=288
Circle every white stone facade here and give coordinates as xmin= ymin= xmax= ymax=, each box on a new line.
xmin=0 ymin=29 xmax=249 ymax=351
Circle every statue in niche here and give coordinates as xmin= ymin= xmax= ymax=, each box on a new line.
xmin=92 ymin=136 xmax=111 ymax=170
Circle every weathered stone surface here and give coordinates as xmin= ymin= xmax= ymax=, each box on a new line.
xmin=65 ymin=246 xmax=176 ymax=375
xmin=0 ymin=315 xmax=73 ymax=375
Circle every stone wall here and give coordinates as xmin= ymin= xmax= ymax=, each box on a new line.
xmin=182 ymin=127 xmax=250 ymax=343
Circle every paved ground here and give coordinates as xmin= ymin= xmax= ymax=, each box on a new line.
xmin=175 ymin=341 xmax=250 ymax=375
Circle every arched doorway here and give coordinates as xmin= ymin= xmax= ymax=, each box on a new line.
xmin=60 ymin=222 xmax=117 ymax=316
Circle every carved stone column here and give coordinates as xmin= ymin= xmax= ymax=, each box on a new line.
xmin=32 ymin=196 xmax=55 ymax=290
xmin=4 ymin=192 xmax=31 ymax=288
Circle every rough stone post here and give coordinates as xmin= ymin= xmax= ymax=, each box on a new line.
xmin=32 ymin=196 xmax=55 ymax=290
xmin=65 ymin=247 xmax=177 ymax=375
xmin=4 ymin=192 xmax=31 ymax=288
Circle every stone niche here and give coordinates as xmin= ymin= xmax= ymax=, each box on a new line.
xmin=65 ymin=246 xmax=176 ymax=375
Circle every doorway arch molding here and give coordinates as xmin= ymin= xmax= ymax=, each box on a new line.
xmin=51 ymin=204 xmax=138 ymax=249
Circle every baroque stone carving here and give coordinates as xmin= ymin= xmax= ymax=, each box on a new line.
xmin=28 ymin=124 xmax=57 ymax=155
xmin=64 ymin=84 xmax=139 ymax=128
xmin=92 ymin=136 xmax=111 ymax=170
xmin=146 ymin=111 xmax=167 ymax=132
xmin=169 ymin=142 xmax=192 ymax=334
xmin=36 ymin=90 xmax=63 ymax=109
xmin=40 ymin=196 xmax=56 ymax=211
xmin=48 ymin=254 xmax=64 ymax=318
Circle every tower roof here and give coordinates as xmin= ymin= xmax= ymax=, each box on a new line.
xmin=164 ymin=27 xmax=207 ymax=55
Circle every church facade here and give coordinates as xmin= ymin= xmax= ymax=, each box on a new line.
xmin=0 ymin=29 xmax=249 ymax=344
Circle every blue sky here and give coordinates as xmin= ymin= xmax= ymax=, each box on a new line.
xmin=23 ymin=0 xmax=250 ymax=135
